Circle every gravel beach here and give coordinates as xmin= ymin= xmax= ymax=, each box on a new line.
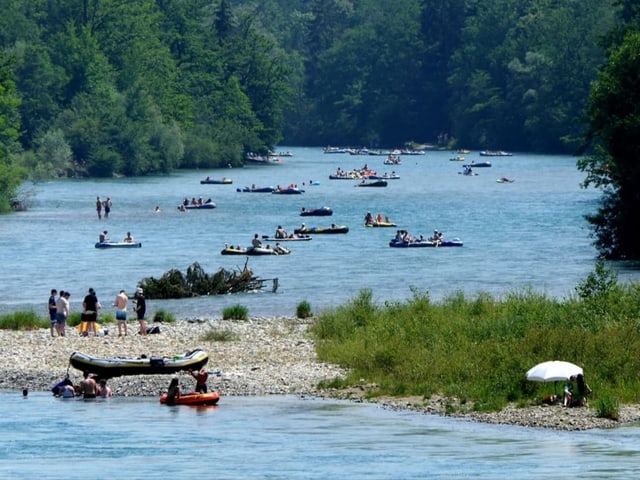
xmin=0 ymin=317 xmax=344 ymax=398
xmin=2 ymin=316 xmax=639 ymax=431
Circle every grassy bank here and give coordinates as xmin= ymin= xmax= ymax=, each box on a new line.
xmin=310 ymin=263 xmax=640 ymax=413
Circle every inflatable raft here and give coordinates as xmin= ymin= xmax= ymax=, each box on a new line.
xmin=160 ymin=391 xmax=221 ymax=406
xmin=95 ymin=241 xmax=142 ymax=249
xmin=69 ymin=349 xmax=209 ymax=379
xmin=294 ymin=225 xmax=349 ymax=234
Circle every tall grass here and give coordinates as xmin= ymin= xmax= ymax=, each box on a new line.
xmin=0 ymin=311 xmax=45 ymax=330
xmin=310 ymin=265 xmax=640 ymax=410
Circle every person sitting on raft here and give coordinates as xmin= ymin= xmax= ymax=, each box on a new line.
xmin=165 ymin=378 xmax=181 ymax=405
xmin=364 ymin=212 xmax=374 ymax=225
xmin=275 ymin=226 xmax=288 ymax=238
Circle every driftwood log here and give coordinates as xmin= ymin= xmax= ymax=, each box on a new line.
xmin=138 ymin=260 xmax=273 ymax=299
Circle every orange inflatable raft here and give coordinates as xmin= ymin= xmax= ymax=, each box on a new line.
xmin=160 ymin=391 xmax=221 ymax=406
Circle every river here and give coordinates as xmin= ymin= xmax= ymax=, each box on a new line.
xmin=3 ymin=147 xmax=638 ymax=320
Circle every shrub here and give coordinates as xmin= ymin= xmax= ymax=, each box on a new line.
xmin=153 ymin=310 xmax=176 ymax=323
xmin=296 ymin=300 xmax=312 ymax=319
xmin=594 ymin=396 xmax=620 ymax=421
xmin=223 ymin=304 xmax=248 ymax=320
xmin=99 ymin=313 xmax=115 ymax=324
xmin=67 ymin=312 xmax=83 ymax=327
xmin=0 ymin=311 xmax=44 ymax=330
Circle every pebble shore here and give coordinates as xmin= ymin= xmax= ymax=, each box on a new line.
xmin=0 ymin=316 xmax=344 ymax=398
xmin=2 ymin=316 xmax=639 ymax=431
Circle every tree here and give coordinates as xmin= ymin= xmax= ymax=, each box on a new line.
xmin=578 ymin=31 xmax=640 ymax=259
xmin=0 ymin=52 xmax=25 ymax=212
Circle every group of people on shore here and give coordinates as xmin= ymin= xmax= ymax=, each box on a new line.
xmin=48 ymin=289 xmax=71 ymax=337
xmin=48 ymin=286 xmax=148 ymax=338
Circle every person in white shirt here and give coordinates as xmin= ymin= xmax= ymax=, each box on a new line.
xmin=55 ymin=291 xmax=70 ymax=337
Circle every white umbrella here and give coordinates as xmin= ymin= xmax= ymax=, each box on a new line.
xmin=526 ymin=360 xmax=583 ymax=382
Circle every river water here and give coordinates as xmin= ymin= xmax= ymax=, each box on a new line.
xmin=2 ymin=147 xmax=638 ymax=319
xmin=2 ymin=148 xmax=640 ymax=478
xmin=1 ymin=392 xmax=639 ymax=479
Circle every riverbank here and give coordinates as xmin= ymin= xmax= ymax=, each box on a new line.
xmin=1 ymin=317 xmax=639 ymax=431
xmin=0 ymin=316 xmax=344 ymax=398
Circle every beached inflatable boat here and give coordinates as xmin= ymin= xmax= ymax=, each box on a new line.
xmin=69 ymin=349 xmax=209 ymax=379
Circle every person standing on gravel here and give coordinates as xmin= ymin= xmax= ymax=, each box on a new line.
xmin=55 ymin=290 xmax=70 ymax=337
xmin=133 ymin=288 xmax=147 ymax=336
xmin=82 ymin=288 xmax=100 ymax=337
xmin=113 ymin=289 xmax=128 ymax=336
xmin=48 ymin=289 xmax=58 ymax=337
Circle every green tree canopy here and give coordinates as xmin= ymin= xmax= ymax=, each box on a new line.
xmin=579 ymin=31 xmax=640 ymax=259
xmin=0 ymin=52 xmax=25 ymax=212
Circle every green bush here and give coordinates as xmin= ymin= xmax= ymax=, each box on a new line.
xmin=67 ymin=312 xmax=83 ymax=327
xmin=594 ymin=396 xmax=620 ymax=421
xmin=99 ymin=313 xmax=115 ymax=324
xmin=0 ymin=311 xmax=44 ymax=330
xmin=296 ymin=300 xmax=313 ymax=319
xmin=222 ymin=304 xmax=248 ymax=320
xmin=153 ymin=310 xmax=176 ymax=323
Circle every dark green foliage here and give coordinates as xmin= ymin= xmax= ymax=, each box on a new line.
xmin=152 ymin=310 xmax=176 ymax=323
xmin=0 ymin=52 xmax=26 ymax=212
xmin=138 ymin=262 xmax=266 ymax=299
xmin=594 ymin=396 xmax=620 ymax=420
xmin=0 ymin=0 xmax=629 ymax=184
xmin=222 ymin=304 xmax=249 ymax=320
xmin=296 ymin=300 xmax=312 ymax=319
xmin=0 ymin=311 xmax=44 ymax=330
xmin=1 ymin=0 xmax=289 ymax=181
xmin=579 ymin=30 xmax=640 ymax=259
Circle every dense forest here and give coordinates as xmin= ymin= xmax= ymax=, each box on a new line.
xmin=0 ymin=1 xmax=617 ymax=176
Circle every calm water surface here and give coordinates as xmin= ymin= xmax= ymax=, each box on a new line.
xmin=2 ymin=147 xmax=638 ymax=318
xmin=1 ymin=392 xmax=640 ymax=479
